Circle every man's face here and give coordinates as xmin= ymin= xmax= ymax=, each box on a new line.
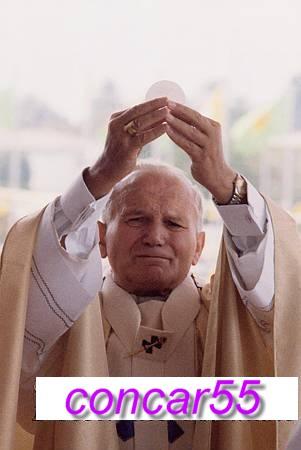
xmin=98 ymin=171 xmax=205 ymax=296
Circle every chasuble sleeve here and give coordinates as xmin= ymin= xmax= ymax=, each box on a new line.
xmin=22 ymin=171 xmax=108 ymax=379
xmin=199 ymin=198 xmax=301 ymax=450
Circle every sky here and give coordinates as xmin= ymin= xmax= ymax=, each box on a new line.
xmin=1 ymin=0 xmax=301 ymax=122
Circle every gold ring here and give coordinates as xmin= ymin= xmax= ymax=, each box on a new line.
xmin=124 ymin=120 xmax=139 ymax=136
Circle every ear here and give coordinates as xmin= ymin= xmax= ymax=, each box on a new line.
xmin=97 ymin=221 xmax=108 ymax=258
xmin=192 ymin=231 xmax=205 ymax=266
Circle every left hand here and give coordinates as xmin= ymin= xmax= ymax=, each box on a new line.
xmin=165 ymin=101 xmax=236 ymax=204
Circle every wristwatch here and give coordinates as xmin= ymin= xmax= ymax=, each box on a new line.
xmin=213 ymin=173 xmax=247 ymax=205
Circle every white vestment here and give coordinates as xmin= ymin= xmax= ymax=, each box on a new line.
xmin=102 ymin=273 xmax=201 ymax=450
xmin=19 ymin=170 xmax=275 ymax=449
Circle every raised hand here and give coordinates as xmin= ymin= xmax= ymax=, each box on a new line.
xmin=165 ymin=101 xmax=236 ymax=204
xmin=85 ymin=97 xmax=168 ymax=198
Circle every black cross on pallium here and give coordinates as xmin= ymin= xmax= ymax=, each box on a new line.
xmin=142 ymin=335 xmax=167 ymax=354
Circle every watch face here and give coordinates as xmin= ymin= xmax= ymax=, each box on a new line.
xmin=145 ymin=80 xmax=186 ymax=104
xmin=232 ymin=176 xmax=247 ymax=204
xmin=236 ymin=176 xmax=247 ymax=194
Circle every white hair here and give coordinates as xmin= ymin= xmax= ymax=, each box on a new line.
xmin=101 ymin=159 xmax=204 ymax=231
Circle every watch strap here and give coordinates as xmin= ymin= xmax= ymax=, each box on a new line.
xmin=213 ymin=173 xmax=247 ymax=206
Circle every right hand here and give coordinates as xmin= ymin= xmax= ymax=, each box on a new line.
xmin=84 ymin=97 xmax=168 ymax=198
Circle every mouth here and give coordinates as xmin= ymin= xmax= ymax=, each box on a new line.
xmin=136 ymin=255 xmax=170 ymax=260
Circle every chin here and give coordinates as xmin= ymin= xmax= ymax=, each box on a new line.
xmin=130 ymin=269 xmax=174 ymax=296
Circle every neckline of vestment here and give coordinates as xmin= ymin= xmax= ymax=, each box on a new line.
xmin=101 ymin=273 xmax=201 ymax=360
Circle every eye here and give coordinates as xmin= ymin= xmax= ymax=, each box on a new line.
xmin=166 ymin=220 xmax=183 ymax=229
xmin=126 ymin=217 xmax=145 ymax=227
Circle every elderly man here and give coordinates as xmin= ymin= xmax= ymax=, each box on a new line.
xmin=1 ymin=97 xmax=300 ymax=450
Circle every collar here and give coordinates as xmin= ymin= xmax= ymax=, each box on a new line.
xmin=102 ymin=274 xmax=201 ymax=360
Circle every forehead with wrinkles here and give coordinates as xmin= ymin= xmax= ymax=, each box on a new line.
xmin=102 ymin=167 xmax=200 ymax=224
xmin=120 ymin=179 xmax=190 ymax=217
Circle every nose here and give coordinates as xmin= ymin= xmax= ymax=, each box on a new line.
xmin=141 ymin=223 xmax=166 ymax=246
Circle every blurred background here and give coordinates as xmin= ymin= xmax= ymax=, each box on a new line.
xmin=1 ymin=0 xmax=301 ymax=278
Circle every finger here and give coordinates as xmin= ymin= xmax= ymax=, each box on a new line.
xmin=132 ymin=123 xmax=166 ymax=148
xmin=166 ymin=112 xmax=208 ymax=148
xmin=119 ymin=97 xmax=168 ymax=125
xmin=166 ymin=124 xmax=202 ymax=159
xmin=133 ymin=107 xmax=168 ymax=132
xmin=168 ymin=101 xmax=214 ymax=136
xmin=110 ymin=108 xmax=128 ymax=119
